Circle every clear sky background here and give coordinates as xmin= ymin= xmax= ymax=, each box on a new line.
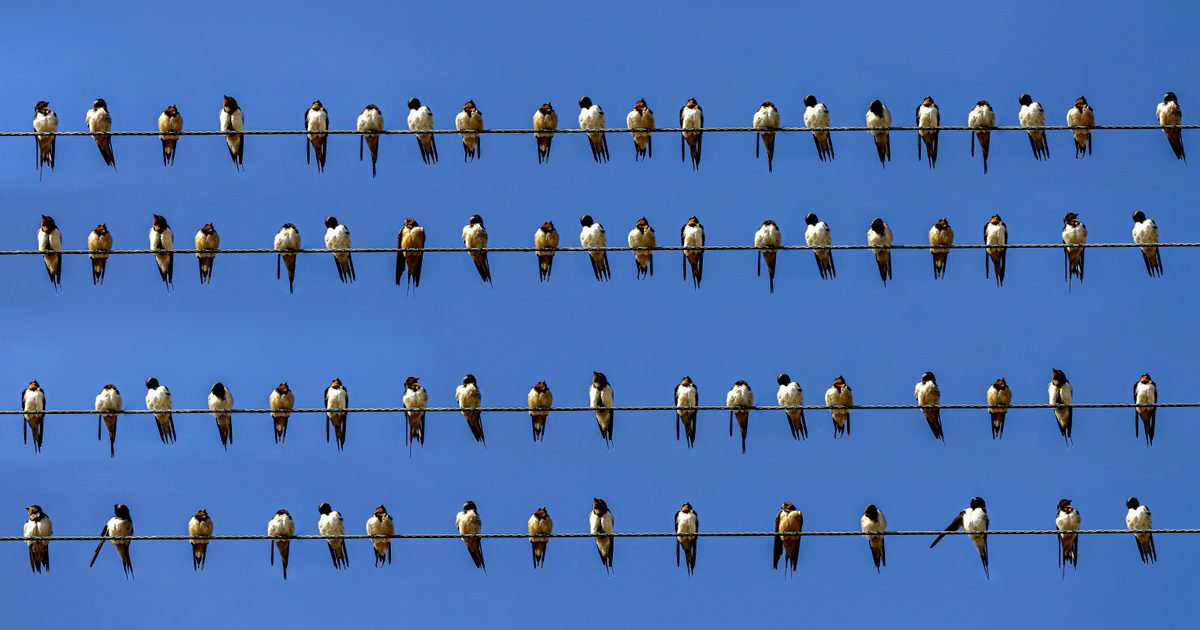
xmin=1 ymin=1 xmax=1196 ymax=626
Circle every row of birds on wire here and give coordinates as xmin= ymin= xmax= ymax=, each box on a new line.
xmin=18 ymin=496 xmax=1166 ymax=578
xmin=28 ymin=210 xmax=1167 ymax=293
xmin=23 ymin=92 xmax=1188 ymax=176
xmin=13 ymin=369 xmax=1163 ymax=455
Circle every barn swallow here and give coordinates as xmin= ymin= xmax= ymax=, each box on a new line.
xmin=534 ymin=221 xmax=559 ymax=282
xmin=318 ymin=502 xmax=349 ymax=569
xmin=726 ymin=380 xmax=753 ymax=453
xmin=357 ymin=104 xmax=385 ymax=176
xmin=396 ymin=218 xmax=425 ymax=291
xmin=24 ymin=505 xmax=52 ymax=573
xmin=753 ymin=102 xmax=780 ymax=172
xmin=1156 ymin=92 xmax=1185 ymax=161
xmin=591 ymin=498 xmax=615 ymax=573
xmin=274 ymin=223 xmax=301 ymax=293
xmin=916 ymin=96 xmax=940 ymax=168
xmin=867 ymin=218 xmax=893 ymax=285
xmin=986 ymin=378 xmax=1012 ymax=439
xmin=580 ymin=214 xmax=611 ymax=282
xmin=825 ymin=376 xmax=853 ymax=437
xmin=930 ymin=496 xmax=989 ymax=579
xmin=1125 ymin=497 xmax=1156 ymax=564
xmin=803 ymin=95 xmax=834 ymax=161
xmin=590 ymin=372 xmax=615 ymax=447
xmin=1055 ymin=499 xmax=1080 ymax=575
xmin=22 ymin=380 xmax=45 ymax=452
xmin=150 ymin=214 xmax=174 ymax=290
xmin=324 ymin=216 xmax=355 ymax=283
xmin=85 ymin=98 xmax=116 ymax=169
xmin=805 ymin=213 xmax=835 ymax=280
xmin=188 ymin=509 xmax=213 ymax=571
xmin=32 ymin=101 xmax=57 ymax=177
xmin=968 ymin=100 xmax=995 ymax=173
xmin=194 ymin=223 xmax=220 ymax=284
xmin=94 ymin=384 xmax=121 ymax=457
xmin=37 ymin=215 xmax=62 ymax=291
xmin=675 ymin=502 xmax=699 ymax=574
xmin=1061 ymin=213 xmax=1087 ymax=286
xmin=627 ymin=217 xmax=656 ymax=279
xmin=533 ymin=102 xmax=558 ymax=163
xmin=1132 ymin=211 xmax=1163 ymax=277
xmin=145 ymin=377 xmax=175 ymax=444
xmin=776 ymin=373 xmax=807 ymax=440
xmin=773 ymin=501 xmax=803 ymax=574
xmin=914 ymin=371 xmax=945 ymax=442
xmin=87 ymin=224 xmax=112 ymax=285
xmin=674 ymin=376 xmax=699 ymax=448
xmin=755 ymin=220 xmax=782 ymax=292
xmin=626 ymin=98 xmax=655 ymax=160
xmin=455 ymin=501 xmax=486 ymax=571
xmin=269 ymin=383 xmax=294 ymax=444
xmin=1134 ymin=374 xmax=1157 ymax=446
xmin=456 ymin=374 xmax=485 ymax=444
xmin=861 ymin=504 xmax=887 ymax=571
xmin=865 ymin=99 xmax=891 ymax=166
xmin=157 ymin=105 xmax=183 ymax=166
xmin=679 ymin=98 xmax=703 ymax=169
xmin=407 ymin=97 xmax=438 ymax=164
xmin=929 ymin=218 xmax=954 ymax=279
xmin=455 ymin=100 xmax=484 ymax=162
xmin=220 ymin=95 xmax=244 ymax=171
xmin=366 ymin=505 xmax=394 ymax=567
xmin=324 ymin=378 xmax=348 ymax=450
xmin=267 ymin=509 xmax=295 ymax=579
xmin=304 ymin=100 xmax=329 ymax=172
xmin=403 ymin=376 xmax=428 ymax=453
xmin=527 ymin=507 xmax=553 ymax=568
xmin=90 ymin=504 xmax=134 ymax=578
xmin=983 ymin=215 xmax=1007 ymax=286
xmin=462 ymin=214 xmax=491 ymax=284
xmin=1066 ymin=96 xmax=1095 ymax=158
xmin=1018 ymin=93 xmax=1049 ymax=160
xmin=1049 ymin=369 xmax=1073 ymax=445
xmin=528 ymin=381 xmax=553 ymax=442
xmin=681 ymin=216 xmax=705 ymax=288
xmin=578 ymin=96 xmax=609 ymax=163
xmin=208 ymin=382 xmax=234 ymax=449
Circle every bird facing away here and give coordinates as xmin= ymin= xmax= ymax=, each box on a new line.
xmin=967 ymin=100 xmax=995 ymax=173
xmin=803 ymin=95 xmax=834 ymax=161
xmin=357 ymin=104 xmax=385 ymax=176
xmin=861 ymin=504 xmax=887 ymax=571
xmin=1131 ymin=211 xmax=1163 ymax=278
xmin=274 ymin=223 xmax=301 ymax=293
xmin=752 ymin=102 xmax=780 ymax=172
xmin=1125 ymin=497 xmax=1156 ymax=564
xmin=267 ymin=509 xmax=295 ymax=579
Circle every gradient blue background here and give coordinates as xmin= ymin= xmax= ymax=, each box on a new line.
xmin=2 ymin=1 xmax=1196 ymax=626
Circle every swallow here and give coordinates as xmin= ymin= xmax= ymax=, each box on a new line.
xmin=455 ymin=501 xmax=486 ymax=571
xmin=157 ymin=105 xmax=183 ymax=166
xmin=824 ymin=376 xmax=853 ymax=438
xmin=318 ymin=502 xmax=349 ymax=569
xmin=456 ymin=374 xmax=485 ymax=444
xmin=269 ymin=383 xmax=294 ymax=444
xmin=534 ymin=221 xmax=559 ymax=282
xmin=755 ymin=220 xmax=782 ymax=292
xmin=930 ymin=496 xmax=989 ymax=579
xmin=803 ymin=95 xmax=834 ymax=161
xmin=366 ymin=505 xmax=394 ymax=567
xmin=967 ymin=100 xmax=995 ymax=173
xmin=1131 ymin=211 xmax=1163 ymax=277
xmin=726 ymin=380 xmax=753 ymax=453
xmin=1049 ymin=369 xmax=1073 ymax=445
xmin=220 ymin=95 xmax=244 ymax=171
xmin=580 ymin=214 xmax=611 ymax=282
xmin=675 ymin=502 xmax=699 ymax=574
xmin=861 ymin=504 xmax=887 ymax=571
xmin=804 ymin=213 xmax=835 ymax=280
xmin=1125 ymin=497 xmax=1156 ymax=564
xmin=357 ymin=104 xmax=385 ymax=176
xmin=208 ymin=382 xmax=234 ymax=449
xmin=37 ymin=215 xmax=62 ymax=291
xmin=591 ymin=498 xmax=615 ymax=573
xmin=1066 ymin=96 xmax=1095 ymax=158
xmin=983 ymin=214 xmax=1007 ymax=286
xmin=626 ymin=98 xmax=655 ymax=160
xmin=403 ymin=376 xmax=428 ymax=452
xmin=149 ymin=214 xmax=174 ymax=290
xmin=194 ymin=223 xmax=220 ymax=284
xmin=85 ymin=98 xmax=116 ymax=169
xmin=462 ymin=214 xmax=491 ymax=284
xmin=90 ymin=504 xmax=134 ymax=577
xmin=455 ymin=100 xmax=484 ymax=162
xmin=578 ymin=96 xmax=609 ymax=163
xmin=590 ymin=371 xmax=615 ymax=447
xmin=304 ymin=100 xmax=329 ymax=172
xmin=776 ymin=373 xmax=807 ymax=440
xmin=679 ymin=98 xmax=703 ymax=169
xmin=87 ymin=224 xmax=112 ymax=285
xmin=324 ymin=216 xmax=355 ymax=283
xmin=929 ymin=218 xmax=954 ymax=280
xmin=1156 ymin=92 xmax=1185 ymax=161
xmin=145 ymin=377 xmax=176 ymax=444
xmin=528 ymin=381 xmax=553 ymax=442
xmin=324 ymin=378 xmax=349 ymax=450
xmin=267 ymin=509 xmax=295 ymax=579
xmin=1061 ymin=212 xmax=1087 ymax=286
xmin=681 ymin=216 xmax=705 ymax=288
xmin=1055 ymin=499 xmax=1080 ymax=575
xmin=188 ymin=509 xmax=213 ymax=571
xmin=914 ymin=371 xmax=945 ymax=442
xmin=627 ymin=217 xmax=656 ymax=279
xmin=865 ymin=99 xmax=891 ymax=166
xmin=1134 ymin=374 xmax=1157 ymax=446
xmin=916 ymin=96 xmax=940 ymax=168
xmin=527 ymin=507 xmax=553 ymax=568
xmin=867 ymin=218 xmax=893 ymax=285
xmin=407 ymin=97 xmax=438 ymax=164
xmin=773 ymin=501 xmax=803 ymax=574
xmin=533 ymin=102 xmax=558 ymax=163
xmin=24 ymin=505 xmax=52 ymax=573
xmin=94 ymin=384 xmax=121 ymax=457
xmin=674 ymin=375 xmax=699 ymax=448
xmin=753 ymin=102 xmax=780 ymax=172
xmin=22 ymin=380 xmax=45 ymax=452
xmin=986 ymin=378 xmax=1012 ymax=439
xmin=1018 ymin=93 xmax=1050 ymax=160
xmin=274 ymin=223 xmax=301 ymax=293
xmin=32 ymin=101 xmax=57 ymax=177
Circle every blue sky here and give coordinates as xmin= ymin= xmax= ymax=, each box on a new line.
xmin=2 ymin=1 xmax=1197 ymax=626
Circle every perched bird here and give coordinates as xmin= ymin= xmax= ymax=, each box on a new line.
xmin=324 ymin=378 xmax=349 ymax=450
xmin=527 ymin=507 xmax=553 ymax=568
xmin=916 ymin=96 xmax=940 ymax=168
xmin=37 ymin=215 xmax=62 ymax=292
xmin=403 ymin=376 xmax=428 ymax=452
xmin=929 ymin=218 xmax=954 ymax=279
xmin=967 ymin=100 xmax=995 ymax=173
xmin=90 ymin=504 xmax=134 ymax=578
xmin=1018 ymin=93 xmax=1050 ymax=160
xmin=627 ymin=217 xmax=656 ymax=279
xmin=407 ymin=97 xmax=438 ymax=164
xmin=867 ymin=218 xmax=893 ymax=285
xmin=144 ymin=377 xmax=176 ymax=444
xmin=1131 ymin=211 xmax=1163 ymax=277
xmin=590 ymin=498 xmax=615 ymax=573
xmin=1156 ymin=92 xmax=1185 ymax=161
xmin=455 ymin=501 xmax=486 ymax=571
xmin=578 ymin=96 xmax=609 ymax=163
xmin=208 ymin=382 xmax=234 ymax=449
xmin=318 ymin=503 xmax=349 ymax=569
xmin=865 ymin=99 xmax=892 ymax=166
xmin=803 ymin=95 xmax=834 ymax=161
xmin=366 ymin=505 xmax=395 ymax=567
xmin=1066 ymin=96 xmax=1095 ymax=158
xmin=462 ymin=214 xmax=491 ymax=284
xmin=754 ymin=219 xmax=782 ymax=292
xmin=726 ymin=380 xmax=754 ymax=453
xmin=983 ymin=214 xmax=1007 ymax=286
xmin=304 ymin=100 xmax=329 ymax=172
xmin=21 ymin=380 xmax=46 ymax=452
xmin=324 ymin=216 xmax=355 ymax=283
xmin=454 ymin=100 xmax=484 ymax=162
xmin=268 ymin=382 xmax=294 ymax=444
xmin=156 ymin=105 xmax=183 ymax=166
xmin=752 ymin=101 xmax=780 ymax=172
xmin=24 ymin=505 xmax=52 ymax=573
xmin=580 ymin=214 xmax=611 ymax=282
xmin=220 ymin=95 xmax=244 ymax=171
xmin=32 ymin=101 xmax=57 ymax=177
xmin=626 ymin=98 xmax=655 ymax=160
xmin=1125 ymin=497 xmax=1156 ymax=564
xmin=930 ymin=496 xmax=990 ymax=579
xmin=1134 ymin=374 xmax=1157 ymax=446
xmin=194 ymin=223 xmax=220 ymax=285
xmin=1055 ymin=499 xmax=1080 ymax=575
xmin=679 ymin=98 xmax=704 ymax=169
xmin=681 ymin=216 xmax=705 ymax=288
xmin=1048 ymin=369 xmax=1073 ymax=445
xmin=85 ymin=98 xmax=116 ymax=169
xmin=456 ymin=374 xmax=485 ymax=444
xmin=533 ymin=102 xmax=558 ymax=163
xmin=188 ymin=509 xmax=213 ymax=571
xmin=1061 ymin=212 xmax=1087 ymax=286
xmin=675 ymin=502 xmax=699 ymax=574
xmin=776 ymin=373 xmax=807 ymax=440
xmin=274 ymin=223 xmax=301 ymax=293
xmin=773 ymin=501 xmax=803 ymax=574
xmin=267 ymin=509 xmax=295 ymax=579
xmin=825 ymin=376 xmax=853 ymax=437
xmin=534 ymin=221 xmax=559 ymax=282
xmin=861 ymin=504 xmax=887 ymax=571
xmin=94 ymin=384 xmax=121 ymax=458
xmin=986 ymin=378 xmax=1012 ymax=440
xmin=590 ymin=371 xmax=615 ymax=447
xmin=804 ymin=213 xmax=835 ymax=280
xmin=528 ymin=381 xmax=553 ymax=442
xmin=149 ymin=214 xmax=174 ymax=290
xmin=914 ymin=371 xmax=945 ymax=442
xmin=674 ymin=376 xmax=699 ymax=448
xmin=357 ymin=104 xmax=385 ymax=176
xmin=87 ymin=224 xmax=112 ymax=285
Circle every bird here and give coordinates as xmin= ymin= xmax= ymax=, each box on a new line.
xmin=929 ymin=218 xmax=954 ymax=279
xmin=1055 ymin=499 xmax=1080 ymax=575
xmin=1132 ymin=211 xmax=1163 ymax=277
xmin=578 ymin=96 xmax=609 ymax=163
xmin=87 ymin=224 xmax=112 ymax=285
xmin=534 ymin=220 xmax=559 ymax=282
xmin=220 ymin=95 xmax=244 ymax=171
xmin=403 ymin=376 xmax=428 ymax=452
xmin=357 ymin=104 xmax=385 ymax=176
xmin=37 ymin=215 xmax=62 ymax=291
xmin=626 ymin=98 xmax=655 ymax=160
xmin=90 ymin=504 xmax=134 ymax=578
xmin=144 ymin=377 xmax=175 ymax=444
xmin=773 ymin=501 xmax=803 ymax=574
xmin=527 ymin=507 xmax=553 ymax=568
xmin=627 ymin=217 xmax=656 ymax=279
xmin=188 ymin=509 xmax=213 ymax=571
xmin=590 ymin=371 xmax=615 ymax=447
xmin=267 ymin=509 xmax=295 ymax=579
xmin=24 ymin=505 xmax=52 ymax=573
xmin=269 ymin=382 xmax=294 ymax=444
xmin=825 ymin=376 xmax=853 ymax=438
xmin=930 ymin=496 xmax=989 ymax=579
xmin=318 ymin=503 xmax=349 ymax=569
xmin=366 ymin=505 xmax=394 ymax=567
xmin=21 ymin=381 xmax=46 ymax=452
xmin=1125 ymin=497 xmax=1156 ymax=564
xmin=1062 ymin=212 xmax=1087 ymax=286
xmin=754 ymin=220 xmax=782 ymax=292
xmin=208 ymin=382 xmax=234 ymax=449
xmin=194 ymin=223 xmax=220 ymax=285
xmin=986 ymin=378 xmax=1012 ymax=439
xmin=304 ymin=100 xmax=329 ymax=172
xmin=155 ymin=104 xmax=183 ymax=166
xmin=1018 ymin=93 xmax=1050 ymax=160
xmin=533 ymin=102 xmax=558 ymax=163
xmin=455 ymin=501 xmax=486 ymax=571
xmin=324 ymin=378 xmax=349 ymax=450
xmin=803 ymin=95 xmax=834 ymax=161
xmin=674 ymin=376 xmax=699 ymax=448
xmin=85 ymin=98 xmax=116 ymax=169
xmin=681 ymin=216 xmax=705 ymax=288
xmin=1134 ymin=374 xmax=1157 ymax=446
xmin=726 ymin=380 xmax=754 ymax=453
xmin=590 ymin=498 xmax=615 ymax=573
xmin=32 ymin=101 xmax=57 ymax=177
xmin=462 ymin=214 xmax=492 ymax=284
xmin=675 ymin=502 xmax=699 ymax=574
xmin=456 ymin=374 xmax=485 ymax=444
xmin=804 ymin=213 xmax=835 ymax=280
xmin=392 ymin=218 xmax=426 ymax=292
xmin=753 ymin=101 xmax=780 ymax=172
xmin=916 ymin=96 xmax=940 ymax=168
xmin=407 ymin=97 xmax=438 ymax=164
xmin=679 ymin=97 xmax=704 ymax=169
xmin=865 ymin=99 xmax=892 ymax=166
xmin=274 ymin=223 xmax=301 ymax=293
xmin=967 ymin=100 xmax=995 ymax=173
xmin=983 ymin=214 xmax=1007 ymax=286
xmin=861 ymin=504 xmax=887 ymax=571
xmin=324 ymin=216 xmax=355 ymax=283
xmin=528 ymin=381 xmax=553 ymax=442
xmin=94 ymin=384 xmax=121 ymax=457
xmin=914 ymin=371 xmax=945 ymax=442
xmin=1049 ymin=369 xmax=1073 ymax=445
xmin=867 ymin=218 xmax=893 ymax=285
xmin=455 ymin=100 xmax=484 ymax=162
xmin=776 ymin=373 xmax=807 ymax=440
xmin=1066 ymin=96 xmax=1095 ymax=158
xmin=149 ymin=214 xmax=174 ymax=290
xmin=580 ymin=214 xmax=611 ymax=282
xmin=1156 ymin=92 xmax=1185 ymax=161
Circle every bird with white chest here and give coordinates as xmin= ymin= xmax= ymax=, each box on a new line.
xmin=674 ymin=376 xmax=699 ymax=448
xmin=24 ymin=505 xmax=53 ymax=573
xmin=1156 ymin=92 xmax=1185 ymax=160
xmin=929 ymin=218 xmax=954 ymax=280
xmin=149 ymin=214 xmax=174 ymax=290
xmin=675 ymin=502 xmax=699 ymax=574
xmin=274 ymin=223 xmax=301 ymax=293
xmin=1055 ymin=499 xmax=1080 ymax=574
xmin=578 ymin=96 xmax=609 ymax=163
xmin=22 ymin=381 xmax=46 ymax=452
xmin=85 ymin=98 xmax=116 ymax=169
xmin=1018 ymin=93 xmax=1049 ymax=160
xmin=144 ymin=377 xmax=175 ymax=444
xmin=318 ymin=502 xmax=349 ymax=569
xmin=88 ymin=224 xmax=112 ymax=285
xmin=324 ymin=378 xmax=349 ymax=450
xmin=188 ymin=509 xmax=213 ymax=571
xmin=94 ymin=384 xmax=121 ymax=457
xmin=680 ymin=97 xmax=704 ymax=169
xmin=914 ymin=371 xmax=945 ymax=442
xmin=681 ymin=216 xmax=705 ymax=288
xmin=1066 ymin=96 xmax=1095 ymax=158
xmin=37 ymin=215 xmax=62 ymax=291
xmin=403 ymin=376 xmax=429 ymax=451
xmin=825 ymin=376 xmax=853 ymax=437
xmin=930 ymin=496 xmax=990 ymax=578
xmin=865 ymin=99 xmax=891 ymax=166
xmin=528 ymin=381 xmax=553 ymax=442
xmin=752 ymin=101 xmax=780 ymax=172
xmin=590 ymin=372 xmax=615 ymax=447
xmin=1048 ymin=369 xmax=1073 ymax=445
xmin=90 ymin=503 xmax=134 ymax=578
xmin=967 ymin=100 xmax=995 ymax=173
xmin=726 ymin=380 xmax=754 ymax=453
xmin=366 ymin=505 xmax=395 ymax=567
xmin=208 ymin=382 xmax=234 ymax=449
xmin=1125 ymin=497 xmax=1156 ymax=564
xmin=304 ymin=100 xmax=329 ymax=172
xmin=1061 ymin=213 xmax=1087 ymax=286
xmin=455 ymin=100 xmax=483 ymax=162
xmin=984 ymin=214 xmax=1007 ymax=286
xmin=867 ymin=218 xmax=893 ymax=285
xmin=1133 ymin=373 xmax=1157 ymax=445
xmin=32 ymin=101 xmax=57 ymax=176
xmin=579 ymin=214 xmax=611 ymax=282
xmin=462 ymin=214 xmax=492 ymax=284
xmin=804 ymin=213 xmax=835 ymax=280
xmin=267 ymin=509 xmax=295 ymax=579
xmin=803 ymin=95 xmax=834 ymax=161
xmin=456 ymin=374 xmax=485 ymax=444
xmin=357 ymin=103 xmax=385 ymax=176
xmin=590 ymin=498 xmax=615 ymax=573
xmin=626 ymin=98 xmax=655 ymax=160
xmin=860 ymin=504 xmax=887 ymax=571
xmin=1131 ymin=211 xmax=1163 ymax=277
xmin=219 ymin=95 xmax=244 ymax=171
xmin=268 ymin=383 xmax=294 ymax=444
xmin=754 ymin=220 xmax=782 ymax=292
xmin=407 ymin=97 xmax=438 ymax=164
xmin=775 ymin=373 xmax=806 ymax=441
xmin=194 ymin=223 xmax=220 ymax=285
xmin=534 ymin=221 xmax=559 ymax=282
xmin=915 ymin=96 xmax=940 ymax=168
xmin=324 ymin=216 xmax=355 ymax=284
xmin=627 ymin=217 xmax=656 ymax=280
xmin=456 ymin=501 xmax=486 ymax=571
